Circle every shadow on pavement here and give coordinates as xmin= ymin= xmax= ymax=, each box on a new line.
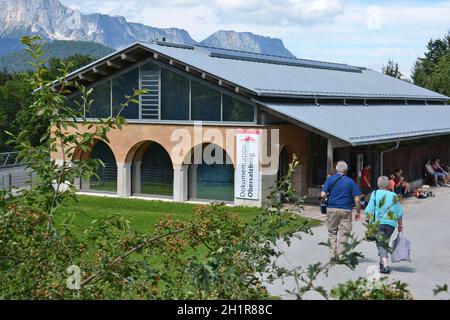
xmin=390 ymin=265 xmax=416 ymax=273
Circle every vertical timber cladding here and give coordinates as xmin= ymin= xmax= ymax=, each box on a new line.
xmin=235 ymin=129 xmax=260 ymax=200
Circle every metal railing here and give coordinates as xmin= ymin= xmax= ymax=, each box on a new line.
xmin=90 ymin=163 xmax=117 ymax=186
xmin=0 ymin=151 xmax=21 ymax=168
xmin=0 ymin=169 xmax=35 ymax=191
xmin=141 ymin=167 xmax=173 ymax=184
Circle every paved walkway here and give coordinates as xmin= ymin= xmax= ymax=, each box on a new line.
xmin=267 ymin=187 xmax=450 ymax=300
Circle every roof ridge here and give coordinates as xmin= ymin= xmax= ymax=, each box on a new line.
xmin=196 ymin=43 xmax=357 ymax=68
xmin=151 ymin=40 xmax=364 ymax=70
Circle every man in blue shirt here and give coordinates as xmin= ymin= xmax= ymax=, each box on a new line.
xmin=321 ymin=161 xmax=361 ymax=256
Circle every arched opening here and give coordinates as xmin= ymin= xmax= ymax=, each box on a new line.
xmin=277 ymin=147 xmax=289 ymax=181
xmin=81 ymin=140 xmax=117 ymax=193
xmin=131 ymin=141 xmax=174 ymax=198
xmin=188 ymin=144 xmax=234 ymax=202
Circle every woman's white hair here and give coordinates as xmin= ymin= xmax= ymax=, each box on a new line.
xmin=335 ymin=161 xmax=348 ymax=173
xmin=377 ymin=176 xmax=390 ymax=189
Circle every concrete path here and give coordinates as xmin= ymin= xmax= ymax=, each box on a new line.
xmin=267 ymin=187 xmax=450 ymax=300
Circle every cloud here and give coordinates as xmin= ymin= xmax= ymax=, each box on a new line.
xmin=59 ymin=0 xmax=450 ymax=79
xmin=61 ymin=0 xmax=344 ymax=26
xmin=213 ymin=0 xmax=344 ymax=26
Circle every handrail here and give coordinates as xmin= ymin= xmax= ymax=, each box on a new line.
xmin=0 ymin=151 xmax=21 ymax=168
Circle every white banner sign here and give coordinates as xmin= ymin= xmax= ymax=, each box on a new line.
xmin=235 ymin=129 xmax=260 ymax=200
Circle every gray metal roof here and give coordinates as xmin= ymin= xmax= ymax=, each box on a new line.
xmin=197 ymin=45 xmax=365 ymax=72
xmin=258 ymin=102 xmax=450 ymax=145
xmin=62 ymin=41 xmax=449 ymax=101
xmin=140 ymin=42 xmax=448 ymax=101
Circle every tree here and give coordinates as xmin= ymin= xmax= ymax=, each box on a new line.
xmin=0 ymin=54 xmax=96 ymax=151
xmin=0 ymin=73 xmax=33 ymax=151
xmin=1 ymin=36 xmax=413 ymax=301
xmin=46 ymin=54 xmax=95 ymax=80
xmin=0 ymin=68 xmax=12 ymax=86
xmin=382 ymin=59 xmax=403 ymax=79
xmin=412 ymin=31 xmax=450 ymax=96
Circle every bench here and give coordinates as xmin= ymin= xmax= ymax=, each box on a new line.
xmin=424 ymin=170 xmax=437 ymax=186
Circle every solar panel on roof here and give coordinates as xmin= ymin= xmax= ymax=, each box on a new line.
xmin=197 ymin=45 xmax=364 ymax=73
xmin=154 ymin=41 xmax=195 ymax=50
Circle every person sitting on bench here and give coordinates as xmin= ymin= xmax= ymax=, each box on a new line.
xmin=432 ymin=158 xmax=450 ymax=184
xmin=393 ymin=168 xmax=411 ymax=197
xmin=425 ymin=159 xmax=448 ymax=187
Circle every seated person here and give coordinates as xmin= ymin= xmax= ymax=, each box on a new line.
xmin=393 ymin=168 xmax=411 ymax=197
xmin=425 ymin=159 xmax=447 ymax=186
xmin=432 ymin=158 xmax=450 ymax=184
xmin=388 ymin=174 xmax=396 ymax=192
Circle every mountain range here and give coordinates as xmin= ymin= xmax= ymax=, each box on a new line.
xmin=0 ymin=0 xmax=295 ymax=58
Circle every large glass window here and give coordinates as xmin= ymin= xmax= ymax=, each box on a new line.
xmin=141 ymin=62 xmax=160 ymax=73
xmin=161 ymin=68 xmax=190 ymax=120
xmin=222 ymin=94 xmax=255 ymax=122
xmin=66 ymin=93 xmax=84 ymax=117
xmin=86 ymin=81 xmax=111 ymax=118
xmin=82 ymin=141 xmax=117 ymax=193
xmin=189 ymin=146 xmax=234 ymax=202
xmin=74 ymin=62 xmax=255 ymax=123
xmin=139 ymin=143 xmax=174 ymax=197
xmin=191 ymin=80 xmax=221 ymax=121
xmin=112 ymin=68 xmax=139 ymax=119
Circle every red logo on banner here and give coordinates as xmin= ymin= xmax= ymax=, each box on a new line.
xmin=242 ymin=135 xmax=256 ymax=142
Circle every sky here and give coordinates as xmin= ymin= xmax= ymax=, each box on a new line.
xmin=59 ymin=0 xmax=450 ymax=78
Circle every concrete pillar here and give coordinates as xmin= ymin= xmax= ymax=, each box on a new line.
xmin=132 ymin=161 xmax=142 ymax=194
xmin=80 ymin=176 xmax=90 ymax=191
xmin=188 ymin=164 xmax=198 ymax=199
xmin=292 ymin=164 xmax=302 ymax=195
xmin=73 ymin=177 xmax=81 ymax=191
xmin=327 ymin=139 xmax=334 ymax=176
xmin=117 ymin=162 xmax=132 ymax=198
xmin=261 ymin=171 xmax=278 ymax=205
xmin=173 ymin=165 xmax=188 ymax=202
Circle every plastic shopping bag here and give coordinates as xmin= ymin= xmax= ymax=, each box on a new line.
xmin=392 ymin=232 xmax=411 ymax=263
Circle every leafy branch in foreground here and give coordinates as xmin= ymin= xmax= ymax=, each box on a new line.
xmin=434 ymin=284 xmax=449 ymax=299
xmin=331 ymin=277 xmax=413 ymax=300
xmin=0 ymin=36 xmax=145 ymax=299
xmin=1 ymin=36 xmax=312 ymax=300
xmin=0 ymin=35 xmax=414 ymax=301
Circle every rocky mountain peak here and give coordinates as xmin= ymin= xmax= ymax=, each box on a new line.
xmin=201 ymin=30 xmax=294 ymax=58
xmin=0 ymin=0 xmax=295 ymax=58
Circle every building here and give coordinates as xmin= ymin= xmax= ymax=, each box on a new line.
xmin=52 ymin=41 xmax=450 ymax=207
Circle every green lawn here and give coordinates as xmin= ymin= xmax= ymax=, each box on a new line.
xmin=90 ymin=182 xmax=174 ymax=197
xmin=55 ymin=195 xmax=320 ymax=235
xmin=89 ymin=182 xmax=238 ymax=201
xmin=89 ymin=181 xmax=117 ymax=193
xmin=140 ymin=182 xmax=173 ymax=196
xmin=54 ymin=195 xmax=320 ymax=282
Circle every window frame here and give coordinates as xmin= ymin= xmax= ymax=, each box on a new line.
xmin=68 ymin=57 xmax=257 ymax=125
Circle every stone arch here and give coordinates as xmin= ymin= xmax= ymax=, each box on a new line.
xmin=125 ymin=140 xmax=174 ymax=198
xmin=185 ymin=143 xmax=235 ymax=202
xmin=277 ymin=146 xmax=289 ymax=181
xmin=78 ymin=140 xmax=118 ymax=193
